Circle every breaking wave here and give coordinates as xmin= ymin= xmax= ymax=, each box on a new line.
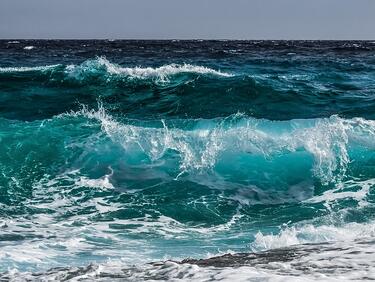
xmin=2 ymin=41 xmax=375 ymax=280
xmin=1 ymin=106 xmax=375 ymax=280
xmin=0 ymin=57 xmax=232 ymax=83
xmin=62 ymin=105 xmax=375 ymax=186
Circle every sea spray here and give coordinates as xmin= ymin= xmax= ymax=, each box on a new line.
xmin=1 ymin=40 xmax=375 ymax=280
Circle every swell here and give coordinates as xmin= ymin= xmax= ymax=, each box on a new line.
xmin=1 ymin=57 xmax=375 ymax=121
xmin=0 ymin=57 xmax=232 ymax=81
xmin=66 ymin=106 xmax=375 ymax=183
xmin=2 ymin=106 xmax=375 ymax=199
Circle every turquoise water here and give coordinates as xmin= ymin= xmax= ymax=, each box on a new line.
xmin=1 ymin=40 xmax=375 ymax=280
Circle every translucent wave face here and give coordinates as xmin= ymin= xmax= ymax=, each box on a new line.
xmin=2 ymin=105 xmax=375 ymax=207
xmin=1 ymin=104 xmax=375 ymax=272
xmin=64 ymin=105 xmax=375 ymax=186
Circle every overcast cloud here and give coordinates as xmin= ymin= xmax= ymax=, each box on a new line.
xmin=0 ymin=0 xmax=374 ymax=39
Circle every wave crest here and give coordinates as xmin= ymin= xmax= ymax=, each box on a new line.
xmin=64 ymin=105 xmax=375 ymax=185
xmin=0 ymin=64 xmax=60 ymax=73
xmin=0 ymin=57 xmax=232 ymax=84
xmin=65 ymin=57 xmax=232 ymax=82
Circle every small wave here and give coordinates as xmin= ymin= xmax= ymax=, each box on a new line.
xmin=0 ymin=57 xmax=233 ymax=84
xmin=7 ymin=41 xmax=20 ymax=44
xmin=0 ymin=58 xmax=231 ymax=78
xmin=65 ymin=57 xmax=233 ymax=82
xmin=251 ymin=220 xmax=375 ymax=252
xmin=23 ymin=46 xmax=35 ymax=50
xmin=0 ymin=64 xmax=60 ymax=73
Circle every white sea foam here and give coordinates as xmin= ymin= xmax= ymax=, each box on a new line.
xmin=4 ymin=237 xmax=375 ymax=281
xmin=1 ymin=165 xmax=375 ymax=280
xmin=23 ymin=45 xmax=35 ymax=50
xmin=0 ymin=64 xmax=60 ymax=73
xmin=64 ymin=57 xmax=233 ymax=82
xmin=67 ymin=105 xmax=375 ymax=185
xmin=251 ymin=221 xmax=375 ymax=252
xmin=76 ymin=169 xmax=114 ymax=190
xmin=306 ymin=178 xmax=374 ymax=207
xmin=4 ymin=107 xmax=375 ymax=278
xmin=0 ymin=57 xmax=232 ymax=82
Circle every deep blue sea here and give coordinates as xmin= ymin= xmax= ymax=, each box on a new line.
xmin=1 ymin=40 xmax=375 ymax=281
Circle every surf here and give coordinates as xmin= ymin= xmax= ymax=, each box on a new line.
xmin=1 ymin=40 xmax=375 ymax=280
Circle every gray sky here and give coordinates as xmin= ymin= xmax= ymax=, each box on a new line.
xmin=1 ymin=0 xmax=374 ymax=39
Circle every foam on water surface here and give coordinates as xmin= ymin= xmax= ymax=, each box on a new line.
xmin=1 ymin=40 xmax=375 ymax=280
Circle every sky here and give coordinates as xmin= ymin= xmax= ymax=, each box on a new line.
xmin=0 ymin=0 xmax=374 ymax=40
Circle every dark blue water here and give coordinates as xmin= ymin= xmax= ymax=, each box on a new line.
xmin=1 ymin=40 xmax=375 ymax=280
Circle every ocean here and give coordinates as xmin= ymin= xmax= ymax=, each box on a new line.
xmin=0 ymin=40 xmax=375 ymax=281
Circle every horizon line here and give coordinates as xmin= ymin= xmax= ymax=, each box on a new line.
xmin=1 ymin=38 xmax=375 ymax=41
